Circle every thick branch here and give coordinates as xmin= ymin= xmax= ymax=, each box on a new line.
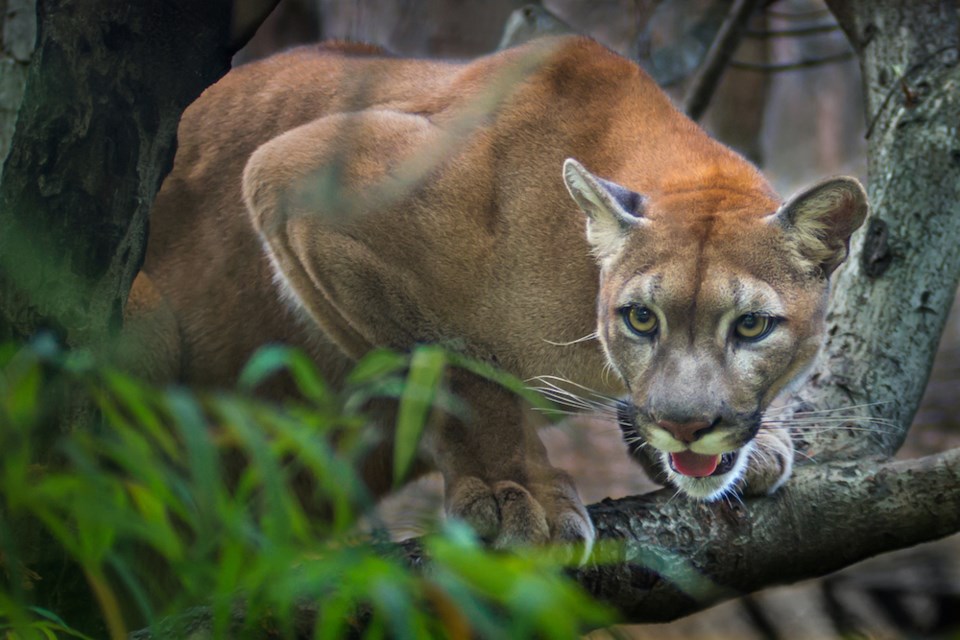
xmin=135 ymin=448 xmax=960 ymax=636
xmin=683 ymin=0 xmax=763 ymax=120
xmin=576 ymin=448 xmax=960 ymax=622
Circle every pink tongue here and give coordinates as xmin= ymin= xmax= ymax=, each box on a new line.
xmin=671 ymin=451 xmax=721 ymax=477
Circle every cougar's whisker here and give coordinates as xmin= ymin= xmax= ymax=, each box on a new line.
xmin=728 ymin=490 xmax=746 ymax=508
xmin=532 ymin=390 xmax=596 ymax=410
xmin=767 ymin=423 xmax=899 ymax=435
xmin=764 ymin=416 xmax=901 ymax=428
xmin=530 ymin=385 xmax=614 ymax=411
xmin=778 ymin=415 xmax=901 ymax=424
xmin=765 ymin=400 xmax=894 ymax=417
xmin=768 ymin=412 xmax=902 ymax=424
xmin=601 ymin=360 xmax=618 ymax=387
xmin=532 ymin=407 xmax=591 ymax=417
xmin=664 ymin=486 xmax=684 ymax=507
xmin=540 ymin=331 xmax=599 ymax=347
xmin=529 ymin=375 xmax=619 ymax=404
xmin=784 ymin=421 xmax=901 ymax=430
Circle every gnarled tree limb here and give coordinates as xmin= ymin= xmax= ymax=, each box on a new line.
xmin=575 ymin=447 xmax=960 ymax=622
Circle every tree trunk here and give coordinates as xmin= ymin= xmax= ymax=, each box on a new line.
xmin=789 ymin=1 xmax=960 ymax=460
xmin=0 ymin=0 xmax=237 ymax=352
xmin=0 ymin=1 xmax=269 ymax=634
xmin=0 ymin=0 xmax=35 ymax=176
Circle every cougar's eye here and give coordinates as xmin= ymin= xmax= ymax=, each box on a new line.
xmin=623 ymin=305 xmax=658 ymax=337
xmin=734 ymin=313 xmax=776 ymax=341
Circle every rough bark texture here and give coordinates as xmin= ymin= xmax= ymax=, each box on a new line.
xmin=0 ymin=0 xmax=35 ymax=175
xmin=0 ymin=1 xmax=268 ymax=634
xmin=0 ymin=0 xmax=237 ymax=352
xmin=787 ymin=1 xmax=960 ymax=460
xmin=576 ymin=449 xmax=960 ymax=622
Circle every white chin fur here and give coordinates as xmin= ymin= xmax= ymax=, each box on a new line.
xmin=661 ymin=439 xmax=756 ymax=501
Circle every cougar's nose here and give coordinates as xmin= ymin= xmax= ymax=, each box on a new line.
xmin=657 ymin=419 xmax=714 ymax=444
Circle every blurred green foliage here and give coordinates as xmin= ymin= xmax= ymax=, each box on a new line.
xmin=0 ymin=338 xmax=612 ymax=638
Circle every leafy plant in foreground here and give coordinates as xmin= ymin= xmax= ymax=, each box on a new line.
xmin=0 ymin=338 xmax=612 ymax=638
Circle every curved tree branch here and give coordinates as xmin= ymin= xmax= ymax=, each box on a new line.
xmin=576 ymin=447 xmax=960 ymax=622
xmin=134 ymin=447 xmax=960 ymax=636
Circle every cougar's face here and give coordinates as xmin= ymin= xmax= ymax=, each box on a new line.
xmin=598 ymin=224 xmax=826 ymax=499
xmin=562 ymin=158 xmax=866 ymax=500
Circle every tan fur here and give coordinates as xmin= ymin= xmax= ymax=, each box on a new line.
xmin=133 ymin=37 xmax=867 ymax=553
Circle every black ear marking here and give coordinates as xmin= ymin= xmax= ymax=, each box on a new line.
xmin=597 ymin=177 xmax=645 ymax=218
xmin=562 ymin=158 xmax=649 ymax=259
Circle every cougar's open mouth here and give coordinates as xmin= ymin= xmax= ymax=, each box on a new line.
xmin=668 ymin=450 xmax=739 ymax=477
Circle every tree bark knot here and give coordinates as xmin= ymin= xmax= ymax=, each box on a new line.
xmin=861 ymin=217 xmax=892 ymax=278
xmin=865 ymin=44 xmax=960 ymax=139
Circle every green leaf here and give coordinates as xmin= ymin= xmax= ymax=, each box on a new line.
xmin=2 ymin=357 xmax=41 ymax=428
xmin=25 ymin=606 xmax=97 ymax=639
xmin=393 ymin=345 xmax=447 ymax=486
xmin=447 ymin=352 xmax=562 ymax=419
xmin=26 ymin=607 xmax=70 ymax=628
xmin=345 ymin=349 xmax=408 ymax=385
xmin=237 ymin=345 xmax=333 ymax=409
xmin=237 ymin=344 xmax=292 ymax=391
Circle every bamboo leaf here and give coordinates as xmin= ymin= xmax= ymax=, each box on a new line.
xmin=393 ymin=346 xmax=447 ymax=486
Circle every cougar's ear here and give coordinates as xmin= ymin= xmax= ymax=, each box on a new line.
xmin=563 ymin=158 xmax=646 ymax=258
xmin=769 ymin=176 xmax=868 ymax=276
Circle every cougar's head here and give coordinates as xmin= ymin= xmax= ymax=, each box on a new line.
xmin=563 ymin=158 xmax=867 ymax=499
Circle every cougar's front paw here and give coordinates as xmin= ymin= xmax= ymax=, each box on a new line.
xmin=741 ymin=427 xmax=794 ymax=496
xmin=446 ymin=473 xmax=595 ymax=563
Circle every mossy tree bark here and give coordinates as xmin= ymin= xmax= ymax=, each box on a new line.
xmin=0 ymin=0 xmax=35 ymax=175
xmin=0 ymin=0 xmax=240 ymax=351
xmin=0 ymin=0 xmax=271 ymax=634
